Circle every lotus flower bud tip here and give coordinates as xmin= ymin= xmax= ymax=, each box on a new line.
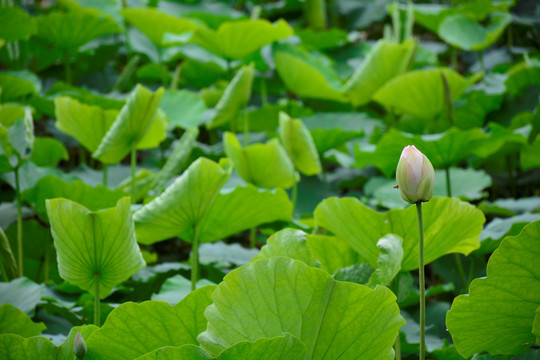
xmin=396 ymin=145 xmax=435 ymax=204
xmin=73 ymin=331 xmax=87 ymax=359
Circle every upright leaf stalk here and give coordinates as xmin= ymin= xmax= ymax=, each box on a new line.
xmin=15 ymin=166 xmax=23 ymax=277
xmin=191 ymin=224 xmax=199 ymax=291
xmin=416 ymin=201 xmax=426 ymax=360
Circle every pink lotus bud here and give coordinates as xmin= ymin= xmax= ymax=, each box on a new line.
xmin=73 ymin=331 xmax=87 ymax=359
xmin=396 ymin=145 xmax=435 ymax=204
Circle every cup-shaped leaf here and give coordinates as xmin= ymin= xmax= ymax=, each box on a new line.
xmin=273 ymin=44 xmax=346 ymax=102
xmin=93 ymin=84 xmax=165 ymax=164
xmin=447 ymin=220 xmax=540 ymax=357
xmin=344 ymin=39 xmax=416 ymax=107
xmin=46 ymin=197 xmax=145 ymax=299
xmin=134 ymin=158 xmax=230 ymax=245
xmin=314 ymin=196 xmax=484 ymax=270
xmin=198 ymin=257 xmax=404 ymax=359
xmin=224 ymin=132 xmax=296 ymax=189
xmin=193 ymin=19 xmax=293 ymax=60
xmin=278 ymin=112 xmax=321 ymax=176
xmin=0 ymin=7 xmax=36 ymax=42
xmin=36 ymin=8 xmax=120 ymax=50
xmin=120 ymin=7 xmax=197 ymax=47
xmin=206 ymin=64 xmax=254 ymax=130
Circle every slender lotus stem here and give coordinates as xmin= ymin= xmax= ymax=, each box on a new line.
xmin=64 ymin=51 xmax=72 ymax=85
xmin=305 ymin=0 xmax=327 ymax=29
xmin=416 ymin=201 xmax=425 ymax=360
xmin=191 ymin=224 xmax=199 ymax=291
xmin=243 ymin=104 xmax=249 ymax=147
xmin=291 ymin=181 xmax=298 ymax=216
xmin=102 ymin=164 xmax=108 ymax=187
xmin=478 ymin=51 xmax=485 ymax=73
xmin=395 ymin=333 xmax=401 ymax=360
xmin=94 ymin=272 xmax=101 ymax=326
xmin=445 ymin=167 xmax=452 ymax=198
xmin=131 ymin=144 xmax=137 ymax=204
xmin=0 ymin=261 xmax=7 ymax=282
xmin=250 ymin=227 xmax=257 ymax=249
xmin=15 ymin=166 xmax=23 ymax=277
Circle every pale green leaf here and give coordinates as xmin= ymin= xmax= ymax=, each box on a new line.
xmin=29 ymin=137 xmax=68 ymax=167
xmin=0 ymin=304 xmax=45 ymax=337
xmin=447 ymin=220 xmax=540 ymax=357
xmin=273 ymin=44 xmax=346 ymax=102
xmin=344 ymin=39 xmax=416 ymax=107
xmin=151 ymin=275 xmax=214 ymax=305
xmin=193 ymin=19 xmax=293 ymax=59
xmin=224 ymin=132 xmax=296 ymax=189
xmin=306 ymin=234 xmax=358 ymax=275
xmin=255 ymin=228 xmax=321 ymax=268
xmin=93 ymin=84 xmax=164 ymax=164
xmin=206 ymin=65 xmax=254 ymax=130
xmin=278 ymin=112 xmax=321 ymax=176
xmin=198 ymin=257 xmax=404 ymax=359
xmin=120 ymin=7 xmax=197 ymax=47
xmin=134 ymin=344 xmax=210 ymax=360
xmin=373 ymin=68 xmax=472 ymax=120
xmin=314 ymin=196 xmax=484 ymax=270
xmin=0 ymin=278 xmax=44 ymax=315
xmin=46 ymin=197 xmax=145 ymax=298
xmin=160 ymin=90 xmax=207 ymax=129
xmin=178 ymin=183 xmax=293 ymax=244
xmin=0 ymin=104 xmax=25 ymax=128
xmin=521 ymin=134 xmax=540 ymax=171
xmin=0 ymin=227 xmax=17 ymax=279
xmin=0 ymin=7 xmax=36 ymax=42
xmin=36 ymin=8 xmax=120 ymax=50
xmin=136 ymin=108 xmax=168 ymax=150
xmin=134 ymin=158 xmax=230 ymax=244
xmin=0 ymin=70 xmax=41 ymax=101
xmin=367 ymin=234 xmax=404 ymax=288
xmin=57 ymin=325 xmax=98 ymax=360
xmin=0 ymin=334 xmax=56 ymax=360
xmin=22 ymin=175 xmax=127 ymax=222
xmin=86 ymin=285 xmax=216 ymax=360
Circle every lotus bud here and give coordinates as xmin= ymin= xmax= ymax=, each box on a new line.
xmin=396 ymin=145 xmax=434 ymax=204
xmin=73 ymin=331 xmax=87 ymax=359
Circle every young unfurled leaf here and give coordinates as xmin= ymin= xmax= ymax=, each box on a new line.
xmin=46 ymin=197 xmax=145 ymax=299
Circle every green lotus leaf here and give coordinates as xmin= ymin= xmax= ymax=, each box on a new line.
xmin=120 ymin=7 xmax=197 ymax=47
xmin=344 ymin=39 xmax=416 ymax=107
xmin=134 ymin=158 xmax=230 ymax=244
xmin=447 ymin=220 xmax=540 ymax=357
xmin=0 ymin=70 xmax=41 ymax=102
xmin=273 ymin=44 xmax=346 ymax=102
xmin=36 ymin=8 xmax=120 ymax=50
xmin=160 ymin=90 xmax=207 ymax=129
xmin=193 ymin=19 xmax=293 ymax=59
xmin=438 ymin=12 xmax=512 ymax=51
xmin=504 ymin=60 xmax=540 ymax=97
xmin=314 ymin=196 xmax=484 ymax=270
xmin=0 ymin=304 xmax=45 ymax=337
xmin=0 ymin=7 xmax=36 ymax=42
xmin=373 ymin=68 xmax=473 ymax=120
xmin=278 ymin=112 xmax=321 ymax=176
xmin=206 ymin=64 xmax=254 ymax=130
xmin=198 ymin=257 xmax=404 ymax=359
xmin=29 ymin=137 xmax=68 ymax=167
xmin=254 ymin=228 xmax=320 ymax=268
xmin=306 ymin=234 xmax=358 ymax=275
xmin=57 ymin=325 xmax=98 ymax=360
xmin=85 ymin=285 xmax=215 ymax=360
xmin=0 ymin=334 xmax=57 ymax=360
xmin=0 ymin=104 xmax=25 ymax=128
xmin=223 ymin=132 xmax=296 ymax=189
xmin=367 ymin=234 xmax=404 ymax=288
xmin=0 ymin=278 xmax=44 ymax=315
xmin=22 ymin=175 xmax=127 ymax=222
xmin=521 ymin=134 xmax=540 ymax=171
xmin=0 ymin=227 xmax=17 ymax=279
xmin=46 ymin=197 xmax=145 ymax=298
xmin=134 ymin=344 xmax=210 ymax=360
xmin=92 ymin=84 xmax=164 ymax=164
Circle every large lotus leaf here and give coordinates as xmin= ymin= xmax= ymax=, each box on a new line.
xmin=0 ymin=334 xmax=57 ymax=360
xmin=355 ymin=127 xmax=488 ymax=176
xmin=36 ymin=8 xmax=120 ymax=50
xmin=120 ymin=8 xmax=196 ymax=47
xmin=0 ymin=277 xmax=44 ymax=315
xmin=193 ymin=19 xmax=293 ymax=59
xmin=22 ymin=175 xmax=126 ymax=222
xmin=438 ymin=12 xmax=511 ymax=51
xmin=0 ymin=304 xmax=45 ymax=337
xmin=160 ymin=90 xmax=207 ymax=129
xmin=0 ymin=70 xmax=41 ymax=101
xmin=0 ymin=7 xmax=36 ymax=42
xmin=151 ymin=275 xmax=214 ymax=305
xmin=278 ymin=112 xmax=321 ymax=176
xmin=0 ymin=104 xmax=25 ymax=128
xmin=505 ymin=60 xmax=540 ymax=97
xmin=93 ymin=84 xmax=164 ymax=164
xmin=223 ymin=132 xmax=296 ymax=189
xmin=86 ymin=286 xmax=215 ymax=360
xmin=534 ymin=308 xmax=540 ymax=345
xmin=46 ymin=197 xmax=145 ymax=298
xmin=198 ymin=257 xmax=404 ymax=359
xmin=206 ymin=64 xmax=254 ymax=130
xmin=367 ymin=234 xmax=404 ymax=288
xmin=273 ymin=44 xmax=346 ymax=102
xmin=521 ymin=134 xmax=540 ymax=171
xmin=306 ymin=234 xmax=359 ymax=274
xmin=254 ymin=228 xmax=320 ymax=268
xmin=134 ymin=158 xmax=230 ymax=245
xmin=373 ymin=68 xmax=472 ymax=120
xmin=412 ymin=4 xmax=454 ymax=33
xmin=314 ymin=196 xmax=484 ymax=270
xmin=446 ymin=220 xmax=540 ymax=357
xmin=135 ymin=334 xmax=307 ymax=360
xmin=344 ymin=39 xmax=416 ymax=107
xmin=472 ymin=123 xmax=527 ymax=162
xmin=178 ymin=183 xmax=293 ymax=244
xmin=29 ymin=137 xmax=68 ymax=167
